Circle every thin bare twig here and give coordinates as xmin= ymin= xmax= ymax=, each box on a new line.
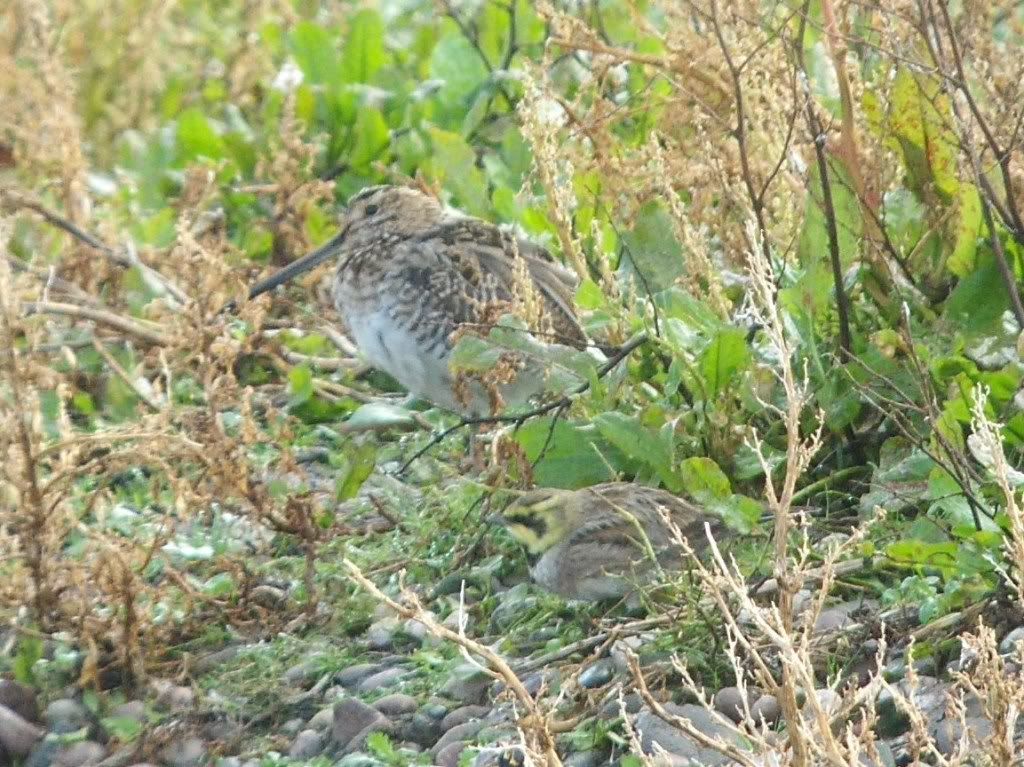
xmin=23 ymin=301 xmax=170 ymax=346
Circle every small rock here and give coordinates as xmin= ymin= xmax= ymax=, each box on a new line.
xmin=159 ymin=737 xmax=206 ymax=767
xmin=45 ymin=698 xmax=88 ymax=734
xmin=154 ymin=682 xmax=194 ymax=712
xmin=804 ymin=688 xmax=841 ymax=718
xmin=372 ymin=693 xmax=418 ymax=717
xmin=563 ymin=750 xmax=609 ymax=767
xmin=435 ymin=740 xmax=468 ymax=767
xmin=337 ymin=663 xmax=384 ymax=688
xmin=0 ymin=680 xmax=39 ymax=722
xmin=635 ymin=704 xmax=738 ymax=766
xmin=109 ymin=700 xmax=147 ymax=724
xmin=932 ymin=716 xmax=994 ymax=755
xmin=281 ymin=717 xmax=305 ymax=736
xmin=0 ymin=704 xmax=44 ymax=758
xmin=288 ymin=729 xmax=324 ymax=759
xmin=579 ymin=659 xmax=615 ymax=689
xmin=251 ymin=584 xmax=287 ymax=609
xmin=489 ymin=589 xmax=539 ymax=632
xmin=308 ymin=707 xmax=335 ymax=731
xmin=332 ymin=699 xmax=390 ymax=751
xmin=365 ymin=618 xmax=400 ymax=652
xmin=713 ymin=687 xmax=746 ymax=723
xmin=601 ymin=692 xmax=643 ymax=718
xmin=358 ymin=667 xmax=408 ymax=693
xmin=440 ymin=665 xmax=492 ymax=705
xmin=403 ymin=616 xmax=434 ymax=644
xmin=334 ymin=755 xmax=385 ymax=767
xmin=55 ymin=741 xmax=106 ymax=767
xmin=999 ymin=626 xmax=1024 ymax=655
xmin=750 ymin=694 xmax=780 ymax=726
xmin=283 ymin=658 xmax=323 ymax=687
xmin=440 ymin=705 xmax=489 ymax=732
xmin=193 ymin=645 xmax=242 ymax=675
xmin=404 ymin=711 xmax=445 ymax=747
xmin=815 ymin=607 xmax=856 ymax=633
xmin=431 ymin=720 xmax=485 ymax=758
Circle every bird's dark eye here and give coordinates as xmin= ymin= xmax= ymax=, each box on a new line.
xmin=364 ymin=204 xmax=379 ymax=215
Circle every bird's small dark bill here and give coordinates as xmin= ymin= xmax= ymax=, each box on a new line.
xmin=247 ymin=230 xmax=345 ymax=300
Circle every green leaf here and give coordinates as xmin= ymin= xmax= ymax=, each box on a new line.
xmin=678 ymin=456 xmax=731 ymax=501
xmin=514 ymin=420 xmax=617 ymax=489
xmin=594 ymin=412 xmax=679 ymax=491
xmin=176 ymin=108 xmax=225 ymax=162
xmin=341 ymin=10 xmax=386 ymax=84
xmin=102 ymin=715 xmax=144 ymax=742
xmin=947 ymin=185 xmax=983 ymax=277
xmin=288 ymin=363 xmax=314 ymax=405
xmin=427 ymin=128 xmax=488 ymax=216
xmin=619 ymin=202 xmax=685 ymax=293
xmin=700 ymin=328 xmax=749 ymax=397
xmin=943 ymin=252 xmax=1010 ymax=336
xmin=336 ymin=442 xmax=377 ymax=501
xmin=13 ymin=635 xmax=42 ymax=685
xmin=290 ymin=21 xmax=340 ymax=85
xmin=430 ymin=25 xmax=490 ymax=111
xmin=349 ymin=107 xmax=389 ymax=170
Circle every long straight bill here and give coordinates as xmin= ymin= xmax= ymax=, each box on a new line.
xmin=247 ymin=230 xmax=346 ymax=300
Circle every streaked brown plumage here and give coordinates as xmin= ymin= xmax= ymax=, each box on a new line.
xmin=248 ymin=185 xmax=586 ymax=415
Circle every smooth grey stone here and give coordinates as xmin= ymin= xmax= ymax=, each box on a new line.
xmin=635 ymin=704 xmax=738 ymax=765
xmin=435 ymin=740 xmax=468 ymax=767
xmin=431 ymin=720 xmax=485 ymax=758
xmin=54 ymin=741 xmax=106 ymax=767
xmin=440 ymin=665 xmax=491 ymax=705
xmin=336 ymin=663 xmax=384 ymax=689
xmin=308 ymin=707 xmax=334 ymax=731
xmin=999 ymin=626 xmax=1024 ymax=655
xmin=331 ymin=699 xmax=390 ymax=751
xmin=601 ymin=692 xmax=643 ymax=718
xmin=45 ymin=698 xmax=88 ymax=733
xmin=193 ymin=646 xmax=242 ymax=675
xmin=154 ymin=684 xmax=194 ymax=712
xmin=440 ymin=705 xmax=490 ymax=732
xmin=109 ymin=701 xmax=146 ymax=723
xmin=358 ymin=667 xmax=408 ymax=693
xmin=404 ymin=712 xmax=444 ymax=747
xmin=932 ymin=716 xmax=994 ymax=755
xmin=158 ymin=737 xmax=205 ymax=767
xmin=280 ymin=717 xmax=305 ymax=736
xmin=0 ymin=704 xmax=44 ymax=758
xmin=371 ymin=693 xmax=417 ymax=717
xmin=804 ymin=688 xmax=841 ymax=718
xmin=283 ymin=658 xmax=324 ymax=687
xmin=579 ymin=659 xmax=615 ymax=689
xmin=250 ymin=585 xmax=287 ymax=609
xmin=365 ymin=618 xmax=400 ymax=652
xmin=750 ymin=694 xmax=781 ymax=725
xmin=713 ymin=687 xmax=745 ymax=723
xmin=288 ymin=729 xmax=324 ymax=759
xmin=563 ymin=749 xmax=609 ymax=767
xmin=333 ymin=754 xmax=385 ymax=767
xmin=0 ymin=679 xmax=39 ymax=722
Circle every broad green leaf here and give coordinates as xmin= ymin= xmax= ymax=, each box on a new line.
xmin=427 ymin=128 xmax=488 ymax=216
xmin=619 ymin=202 xmax=685 ymax=293
xmin=514 ymin=420 xmax=617 ymax=488
xmin=349 ymin=107 xmax=389 ymax=170
xmin=341 ymin=10 xmax=386 ymax=84
xmin=430 ymin=25 xmax=490 ymax=111
xmin=678 ymin=456 xmax=731 ymax=501
xmin=176 ymin=108 xmax=225 ymax=162
xmin=594 ymin=412 xmax=679 ymax=490
xmin=943 ymin=252 xmax=1010 ymax=336
xmin=288 ymin=363 xmax=314 ymax=405
xmin=947 ymin=185 xmax=982 ymax=277
xmin=290 ymin=21 xmax=340 ymax=86
xmin=336 ymin=441 xmax=377 ymax=501
xmin=700 ymin=328 xmax=749 ymax=397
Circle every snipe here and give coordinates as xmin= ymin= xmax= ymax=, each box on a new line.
xmin=248 ymin=185 xmax=586 ymax=415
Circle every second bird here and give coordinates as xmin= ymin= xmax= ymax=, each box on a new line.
xmin=248 ymin=185 xmax=586 ymax=415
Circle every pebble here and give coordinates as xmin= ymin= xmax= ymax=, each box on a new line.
xmin=712 ymin=687 xmax=746 ymax=723
xmin=192 ymin=645 xmax=242 ymax=675
xmin=251 ymin=584 xmax=288 ymax=609
xmin=110 ymin=700 xmax=147 ymax=723
xmin=334 ymin=755 xmax=385 ymax=767
xmin=54 ymin=741 xmax=106 ymax=767
xmin=372 ymin=693 xmax=418 ymax=717
xmin=434 ymin=740 xmax=468 ymax=767
xmin=431 ymin=720 xmax=485 ymax=759
xmin=578 ymin=659 xmax=615 ymax=689
xmin=0 ymin=704 xmax=44 ymax=759
xmin=288 ymin=729 xmax=324 ymax=759
xmin=308 ymin=707 xmax=335 ymax=731
xmin=283 ymin=657 xmax=324 ymax=687
xmin=440 ymin=705 xmax=490 ymax=732
xmin=999 ymin=626 xmax=1024 ymax=655
xmin=153 ymin=681 xmax=194 ymax=712
xmin=635 ymin=704 xmax=738 ymax=766
xmin=337 ymin=663 xmax=384 ymax=688
xmin=158 ymin=736 xmax=206 ymax=767
xmin=331 ymin=698 xmax=391 ymax=751
xmin=404 ymin=710 xmax=446 ymax=747
xmin=365 ymin=618 xmax=401 ymax=651
xmin=804 ymin=688 xmax=841 ymax=719
xmin=358 ymin=667 xmax=408 ymax=693
xmin=45 ymin=698 xmax=88 ymax=734
xmin=440 ymin=664 xmax=492 ymax=705
xmin=280 ymin=717 xmax=305 ymax=736
xmin=0 ymin=680 xmax=39 ymax=722
xmin=750 ymin=694 xmax=780 ymax=726
xmin=563 ymin=750 xmax=609 ymax=767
